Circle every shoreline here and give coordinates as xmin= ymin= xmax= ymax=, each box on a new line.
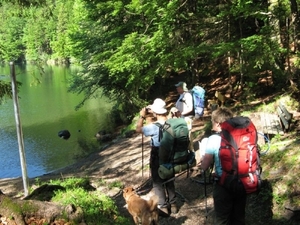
xmin=0 ymin=128 xmax=126 ymax=180
xmin=0 ymin=118 xmax=205 ymax=198
xmin=0 ymin=133 xmax=146 ymax=198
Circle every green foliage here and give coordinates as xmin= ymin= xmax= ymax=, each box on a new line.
xmin=67 ymin=0 xmax=222 ymax=118
xmin=107 ymin=180 xmax=123 ymax=189
xmin=0 ymin=2 xmax=26 ymax=62
xmin=50 ymin=0 xmax=75 ymax=62
xmin=273 ymin=192 xmax=287 ymax=205
xmin=47 ymin=177 xmax=130 ymax=225
xmin=53 ymin=188 xmax=118 ymax=224
xmin=98 ymin=178 xmax=106 ymax=185
xmin=0 ymin=80 xmax=12 ymax=103
xmin=1 ymin=0 xmax=299 ymax=121
xmin=2 ymin=196 xmax=39 ymax=217
xmin=2 ymin=196 xmax=23 ymax=214
xmin=22 ymin=3 xmax=56 ymax=62
xmin=49 ymin=177 xmax=91 ymax=190
xmin=34 ymin=177 xmax=41 ymax=186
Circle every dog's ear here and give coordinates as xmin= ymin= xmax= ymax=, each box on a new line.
xmin=124 ymin=187 xmax=134 ymax=193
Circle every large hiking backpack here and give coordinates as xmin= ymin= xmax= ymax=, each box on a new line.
xmin=157 ymin=118 xmax=195 ymax=179
xmin=219 ymin=116 xmax=262 ymax=194
xmin=191 ymin=85 xmax=205 ymax=117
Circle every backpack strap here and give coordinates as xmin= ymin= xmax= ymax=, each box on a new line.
xmin=153 ymin=122 xmax=164 ymax=142
xmin=181 ymin=92 xmax=187 ymax=104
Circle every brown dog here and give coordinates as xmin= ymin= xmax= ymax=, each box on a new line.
xmin=123 ymin=186 xmax=159 ymax=225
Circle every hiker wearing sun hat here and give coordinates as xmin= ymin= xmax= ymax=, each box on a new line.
xmin=170 ymin=81 xmax=194 ymax=132
xmin=136 ymin=98 xmax=177 ymax=217
xmin=149 ymin=98 xmax=168 ymax=114
xmin=174 ymin=81 xmax=193 ymax=118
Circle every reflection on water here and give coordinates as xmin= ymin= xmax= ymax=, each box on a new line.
xmin=0 ymin=64 xmax=113 ymax=179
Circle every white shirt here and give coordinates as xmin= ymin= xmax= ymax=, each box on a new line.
xmin=175 ymin=92 xmax=193 ymax=116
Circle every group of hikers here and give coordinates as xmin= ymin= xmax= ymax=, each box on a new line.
xmin=135 ymin=81 xmax=261 ymax=225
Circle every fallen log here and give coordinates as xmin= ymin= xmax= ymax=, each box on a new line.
xmin=0 ymin=187 xmax=84 ymax=225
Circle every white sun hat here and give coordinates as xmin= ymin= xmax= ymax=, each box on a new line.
xmin=150 ymin=98 xmax=167 ymax=114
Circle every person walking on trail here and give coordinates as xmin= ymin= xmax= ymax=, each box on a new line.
xmin=172 ymin=81 xmax=193 ymax=118
xmin=136 ymin=98 xmax=177 ymax=217
xmin=201 ymin=107 xmax=247 ymax=225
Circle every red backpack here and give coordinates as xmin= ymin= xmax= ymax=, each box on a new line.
xmin=219 ymin=116 xmax=261 ymax=194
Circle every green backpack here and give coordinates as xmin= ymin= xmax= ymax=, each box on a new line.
xmin=157 ymin=118 xmax=195 ymax=179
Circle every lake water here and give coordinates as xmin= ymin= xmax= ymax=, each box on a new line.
xmin=0 ymin=64 xmax=113 ymax=179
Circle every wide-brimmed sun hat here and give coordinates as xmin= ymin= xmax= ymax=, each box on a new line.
xmin=175 ymin=81 xmax=188 ymax=91
xmin=150 ymin=98 xmax=167 ymax=114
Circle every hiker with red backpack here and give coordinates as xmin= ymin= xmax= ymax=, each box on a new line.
xmin=201 ymin=107 xmax=241 ymax=224
xmin=201 ymin=107 xmax=261 ymax=224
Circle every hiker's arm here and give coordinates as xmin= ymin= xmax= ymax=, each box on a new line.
xmin=136 ymin=108 xmax=146 ymax=133
xmin=200 ymin=154 xmax=213 ymax=171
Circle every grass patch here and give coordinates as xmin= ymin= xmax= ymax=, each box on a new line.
xmin=261 ymin=131 xmax=300 ymax=222
xmin=107 ymin=180 xmax=123 ymax=189
xmin=37 ymin=177 xmax=130 ymax=225
xmin=236 ymin=95 xmax=300 ymax=224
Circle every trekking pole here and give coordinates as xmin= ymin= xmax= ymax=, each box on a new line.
xmin=142 ymin=133 xmax=144 ymax=178
xmin=162 ymin=170 xmax=188 ymax=185
xmin=204 ymin=170 xmax=208 ymax=220
xmin=135 ymin=178 xmax=152 ymax=195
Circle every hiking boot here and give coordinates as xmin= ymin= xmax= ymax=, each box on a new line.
xmin=171 ymin=203 xmax=178 ymax=214
xmin=158 ymin=206 xmax=170 ymax=217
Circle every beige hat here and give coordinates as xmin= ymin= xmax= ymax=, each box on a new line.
xmin=175 ymin=81 xmax=188 ymax=91
xmin=150 ymin=98 xmax=167 ymax=114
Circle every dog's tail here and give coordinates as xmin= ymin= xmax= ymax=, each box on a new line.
xmin=147 ymin=195 xmax=159 ymax=212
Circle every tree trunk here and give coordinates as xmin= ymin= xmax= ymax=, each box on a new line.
xmin=290 ymin=0 xmax=300 ymax=52
xmin=238 ymin=17 xmax=244 ymax=91
xmin=0 ymin=189 xmax=84 ymax=225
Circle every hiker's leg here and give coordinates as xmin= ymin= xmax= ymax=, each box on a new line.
xmin=165 ymin=180 xmax=176 ymax=204
xmin=231 ymin=193 xmax=247 ymax=225
xmin=213 ymin=183 xmax=232 ymax=225
xmin=151 ymin=148 xmax=167 ymax=206
xmin=165 ymin=179 xmax=178 ymax=214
